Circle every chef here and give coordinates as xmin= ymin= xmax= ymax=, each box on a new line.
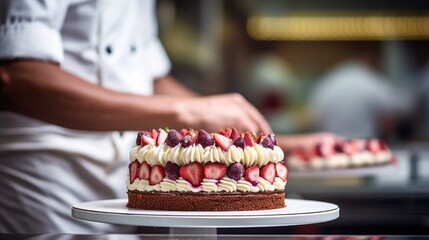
xmin=0 ymin=0 xmax=271 ymax=233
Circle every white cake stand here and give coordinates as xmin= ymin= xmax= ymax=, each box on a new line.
xmin=72 ymin=198 xmax=339 ymax=238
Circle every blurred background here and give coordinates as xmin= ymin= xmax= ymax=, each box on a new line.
xmin=155 ymin=0 xmax=429 ymax=235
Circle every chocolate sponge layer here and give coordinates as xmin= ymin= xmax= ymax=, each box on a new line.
xmin=127 ymin=190 xmax=285 ymax=211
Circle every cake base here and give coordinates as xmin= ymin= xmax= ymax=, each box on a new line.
xmin=127 ymin=190 xmax=285 ymax=211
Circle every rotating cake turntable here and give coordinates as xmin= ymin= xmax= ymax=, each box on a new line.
xmin=72 ymin=198 xmax=339 ymax=237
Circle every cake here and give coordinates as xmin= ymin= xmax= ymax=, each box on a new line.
xmin=286 ymin=139 xmax=395 ymax=171
xmin=127 ymin=128 xmax=287 ymax=211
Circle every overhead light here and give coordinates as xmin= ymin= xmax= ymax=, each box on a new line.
xmin=247 ymin=14 xmax=429 ymax=40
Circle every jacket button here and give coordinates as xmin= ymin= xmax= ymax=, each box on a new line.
xmin=105 ymin=45 xmax=113 ymax=54
xmin=130 ymin=45 xmax=137 ymax=53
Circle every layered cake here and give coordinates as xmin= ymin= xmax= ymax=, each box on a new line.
xmin=127 ymin=128 xmax=287 ymax=211
xmin=287 ymin=139 xmax=395 ymax=171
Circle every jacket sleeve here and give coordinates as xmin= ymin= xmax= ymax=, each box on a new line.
xmin=0 ymin=0 xmax=69 ymax=63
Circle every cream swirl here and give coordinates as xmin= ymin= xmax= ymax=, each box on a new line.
xmin=217 ymin=177 xmax=237 ymax=192
xmin=176 ymin=178 xmax=202 ymax=192
xmin=273 ymin=177 xmax=287 ymax=190
xmin=146 ymin=145 xmax=168 ymax=166
xmin=224 ymin=145 xmax=243 ymax=165
xmin=203 ymin=146 xmax=225 ymax=163
xmin=181 ymin=144 xmax=205 ymax=165
xmin=201 ymin=179 xmax=218 ymax=192
xmin=242 ymin=146 xmax=258 ymax=167
xmin=129 ymin=146 xmax=140 ymax=162
xmin=254 ymin=144 xmax=270 ymax=167
xmin=258 ymin=177 xmax=274 ymax=191
xmin=127 ymin=178 xmax=150 ymax=191
xmin=137 ymin=144 xmax=152 ymax=163
xmin=160 ymin=178 xmax=177 ymax=192
xmin=165 ymin=144 xmax=183 ymax=165
xmin=237 ymin=178 xmax=259 ymax=192
xmin=270 ymin=146 xmax=285 ymax=163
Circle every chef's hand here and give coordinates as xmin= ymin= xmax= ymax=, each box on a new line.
xmin=179 ymin=93 xmax=272 ymax=135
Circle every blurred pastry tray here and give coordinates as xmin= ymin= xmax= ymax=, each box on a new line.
xmin=288 ymin=163 xmax=396 ymax=178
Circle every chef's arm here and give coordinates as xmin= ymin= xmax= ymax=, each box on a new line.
xmin=154 ymin=75 xmax=199 ymax=97
xmin=0 ymin=60 xmax=187 ymax=131
xmin=0 ymin=60 xmax=272 ymax=133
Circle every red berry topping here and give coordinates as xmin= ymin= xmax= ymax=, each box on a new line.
xmin=180 ymin=134 xmax=194 ymax=148
xmin=151 ymin=129 xmax=158 ymax=142
xmin=141 ymin=135 xmax=155 ymax=146
xmin=230 ymin=128 xmax=241 ymax=142
xmin=165 ymin=161 xmax=180 ymax=180
xmin=196 ymin=129 xmax=214 ymax=148
xmin=129 ymin=160 xmax=139 ymax=183
xmin=335 ymin=140 xmax=357 ymax=155
xmin=179 ymin=162 xmax=204 ymax=187
xmin=204 ymin=162 xmax=227 ymax=180
xmin=275 ymin=162 xmax=288 ymax=181
xmin=256 ymin=133 xmax=264 ymax=144
xmin=244 ymin=132 xmax=255 ymax=147
xmin=367 ymin=139 xmax=381 ymax=153
xmin=213 ymin=133 xmax=233 ymax=151
xmin=138 ymin=162 xmax=151 ymax=180
xmin=261 ymin=136 xmax=274 ymax=149
xmin=218 ymin=128 xmax=226 ymax=135
xmin=379 ymin=140 xmax=388 ymax=151
xmin=224 ymin=128 xmax=233 ymax=138
xmin=314 ymin=142 xmax=335 ymax=157
xmin=233 ymin=137 xmax=246 ymax=149
xmin=179 ymin=128 xmax=189 ymax=136
xmin=149 ymin=165 xmax=165 ymax=185
xmin=245 ymin=166 xmax=259 ymax=186
xmin=291 ymin=146 xmax=310 ymax=161
xmin=156 ymin=128 xmax=168 ymax=146
xmin=166 ymin=129 xmax=183 ymax=147
xmin=260 ymin=163 xmax=276 ymax=184
xmin=136 ymin=131 xmax=151 ymax=145
xmin=226 ymin=162 xmax=245 ymax=181
xmin=267 ymin=133 xmax=277 ymax=145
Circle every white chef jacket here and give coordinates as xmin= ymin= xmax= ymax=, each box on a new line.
xmin=0 ymin=0 xmax=171 ymax=233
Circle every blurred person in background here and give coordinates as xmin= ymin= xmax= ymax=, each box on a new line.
xmin=0 ymin=0 xmax=339 ymax=233
xmin=309 ymin=42 xmax=399 ymax=139
xmin=416 ymin=53 xmax=429 ymax=139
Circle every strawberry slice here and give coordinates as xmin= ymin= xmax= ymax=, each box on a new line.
xmin=245 ymin=166 xmax=259 ymax=186
xmin=156 ymin=128 xmax=168 ymax=146
xmin=138 ymin=162 xmax=151 ymax=180
xmin=244 ymin=132 xmax=255 ymax=147
xmin=149 ymin=165 xmax=165 ymax=185
xmin=204 ymin=162 xmax=226 ymax=180
xmin=291 ymin=146 xmax=310 ymax=161
xmin=256 ymin=133 xmax=264 ymax=144
xmin=141 ymin=135 xmax=155 ymax=146
xmin=314 ymin=142 xmax=335 ymax=157
xmin=275 ymin=162 xmax=288 ymax=181
xmin=151 ymin=129 xmax=158 ymax=142
xmin=260 ymin=163 xmax=276 ymax=184
xmin=136 ymin=131 xmax=151 ymax=145
xmin=335 ymin=140 xmax=357 ymax=155
xmin=180 ymin=128 xmax=189 ymax=136
xmin=213 ymin=133 xmax=233 ymax=151
xmin=179 ymin=162 xmax=204 ymax=187
xmin=230 ymin=128 xmax=241 ymax=142
xmin=129 ymin=160 xmax=139 ymax=183
xmin=223 ymin=128 xmax=232 ymax=138
xmin=367 ymin=139 xmax=381 ymax=153
xmin=218 ymin=129 xmax=226 ymax=135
